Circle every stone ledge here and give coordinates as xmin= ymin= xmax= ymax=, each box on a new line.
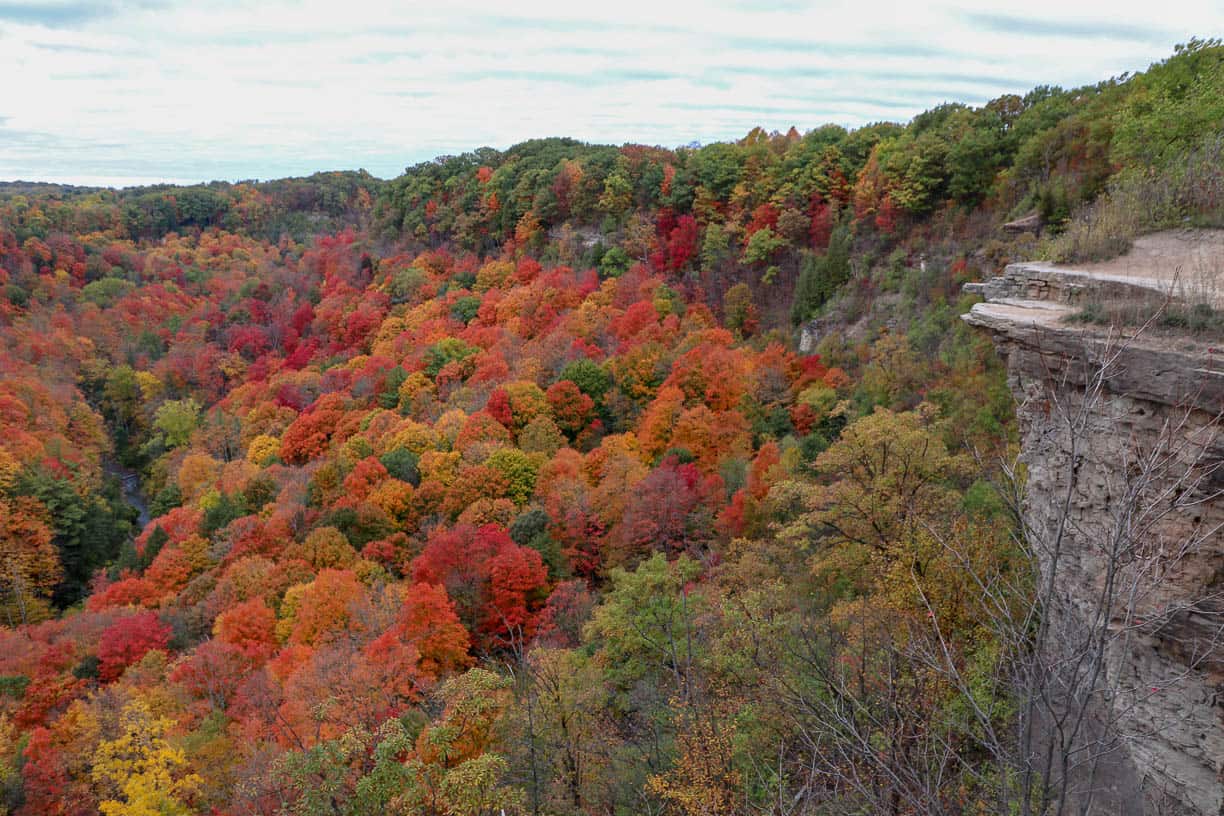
xmin=963 ymin=254 xmax=1224 ymax=816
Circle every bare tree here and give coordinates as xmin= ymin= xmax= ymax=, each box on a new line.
xmin=913 ymin=319 xmax=1224 ymax=815
xmin=755 ymin=315 xmax=1223 ymax=815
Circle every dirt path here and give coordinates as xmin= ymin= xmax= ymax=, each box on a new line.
xmin=965 ymin=229 xmax=1224 ymax=334
xmin=1058 ymin=229 xmax=1224 ymax=305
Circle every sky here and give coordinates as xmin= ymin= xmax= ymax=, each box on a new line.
xmin=0 ymin=0 xmax=1220 ymax=188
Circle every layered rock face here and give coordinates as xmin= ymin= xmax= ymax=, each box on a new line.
xmin=965 ymin=260 xmax=1224 ymax=815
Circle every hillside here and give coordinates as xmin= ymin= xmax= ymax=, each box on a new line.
xmin=0 ymin=39 xmax=1221 ymax=816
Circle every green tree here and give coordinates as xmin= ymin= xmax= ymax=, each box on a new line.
xmin=557 ymin=359 xmax=610 ymax=405
xmin=15 ymin=468 xmax=134 ymax=606
xmin=740 ymin=227 xmax=788 ymax=266
xmin=356 ymin=669 xmax=523 ymax=815
xmin=153 ymin=398 xmax=201 ymax=449
xmin=699 ymin=222 xmax=730 ymax=274
xmin=597 ymin=172 xmax=633 ymax=220
xmin=597 ymin=247 xmax=631 ymax=279
xmin=99 ymin=365 xmax=145 ymax=461
xmin=947 ymin=114 xmax=1005 ymax=204
xmin=813 ymin=405 xmax=968 ymax=555
xmin=424 ymin=338 xmax=480 ymax=378
xmin=585 ymin=552 xmax=704 ymax=702
xmin=485 ymin=448 xmax=539 ymax=506
xmin=791 ymin=223 xmax=852 ymax=325
xmin=273 ymin=727 xmax=375 ymax=816
xmin=1111 ymin=38 xmax=1224 ymax=167
xmin=880 ymin=131 xmax=951 ymax=214
xmin=379 ymin=448 xmax=420 ymax=486
xmin=690 ymin=143 xmax=744 ymax=198
xmin=721 ymin=283 xmax=757 ymax=335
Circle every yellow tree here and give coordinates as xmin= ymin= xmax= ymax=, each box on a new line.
xmin=645 ymin=701 xmax=742 ymax=816
xmin=813 ymin=405 xmax=967 ymax=557
xmin=859 ymin=330 xmax=925 ymax=410
xmin=91 ymin=698 xmax=202 ymax=816
xmin=0 ymin=497 xmax=62 ymax=625
xmin=0 ymin=714 xmax=19 ymax=815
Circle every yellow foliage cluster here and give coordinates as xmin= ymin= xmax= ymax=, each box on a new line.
xmin=385 ymin=420 xmax=442 ymax=456
xmin=645 ymin=708 xmax=741 ymax=816
xmin=433 ymin=409 xmax=468 ymax=446
xmin=91 ymin=699 xmax=201 ymax=816
xmin=285 ymin=526 xmax=357 ymax=571
xmin=474 ymin=259 xmax=514 ymax=293
xmin=419 ymin=450 xmax=461 ymax=488
xmin=246 ymin=434 xmax=281 ymax=466
xmin=397 ymin=371 xmax=436 ymax=411
xmin=177 ymin=453 xmax=221 ymax=501
xmin=0 ymin=448 xmax=18 ymax=494
xmin=367 ymin=479 xmax=415 ymax=522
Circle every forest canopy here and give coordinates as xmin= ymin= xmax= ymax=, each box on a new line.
xmin=0 ymin=39 xmax=1220 ymax=816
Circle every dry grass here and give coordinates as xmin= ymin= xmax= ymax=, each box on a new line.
xmin=1069 ymin=298 xmax=1224 ymax=339
xmin=1045 ymin=136 xmax=1224 ymax=263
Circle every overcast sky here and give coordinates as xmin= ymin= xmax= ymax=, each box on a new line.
xmin=0 ymin=0 xmax=1219 ymax=187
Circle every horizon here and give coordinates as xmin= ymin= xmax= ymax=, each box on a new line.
xmin=2 ymin=0 xmax=1221 ymax=188
xmin=2 ymin=14 xmax=1223 ymax=816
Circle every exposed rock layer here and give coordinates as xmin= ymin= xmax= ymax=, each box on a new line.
xmin=965 ymin=260 xmax=1224 ymax=815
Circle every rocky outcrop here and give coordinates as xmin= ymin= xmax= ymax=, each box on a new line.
xmin=963 ymin=260 xmax=1166 ymax=306
xmin=1002 ymin=211 xmax=1043 ymax=234
xmin=964 ymin=260 xmax=1224 ymax=815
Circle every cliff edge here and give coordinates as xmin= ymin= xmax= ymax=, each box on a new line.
xmin=964 ymin=231 xmax=1224 ymax=815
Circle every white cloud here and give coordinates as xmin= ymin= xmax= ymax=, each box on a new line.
xmin=0 ymin=0 xmax=1219 ymax=185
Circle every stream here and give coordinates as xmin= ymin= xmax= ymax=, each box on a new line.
xmin=102 ymin=456 xmax=150 ymax=531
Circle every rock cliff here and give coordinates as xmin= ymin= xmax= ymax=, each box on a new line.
xmin=964 ymin=247 xmax=1224 ymax=815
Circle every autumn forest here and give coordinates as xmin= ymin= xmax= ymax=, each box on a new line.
xmin=0 ymin=39 xmax=1222 ymax=816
